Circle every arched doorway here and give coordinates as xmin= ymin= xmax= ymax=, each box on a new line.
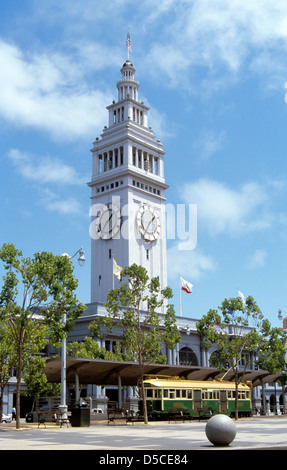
xmin=179 ymin=347 xmax=198 ymax=366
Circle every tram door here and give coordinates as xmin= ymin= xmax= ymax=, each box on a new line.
xmin=220 ymin=390 xmax=228 ymax=413
xmin=193 ymin=390 xmax=202 ymax=413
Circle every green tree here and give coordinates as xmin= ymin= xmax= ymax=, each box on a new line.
xmin=256 ymin=321 xmax=287 ymax=413
xmin=23 ymin=355 xmax=61 ymax=412
xmin=67 ymin=335 xmax=124 ymax=361
xmin=0 ymin=243 xmax=86 ymax=428
xmin=105 ymin=264 xmax=180 ymax=424
xmin=0 ymin=325 xmax=17 ymax=419
xmin=196 ymin=295 xmax=264 ymax=420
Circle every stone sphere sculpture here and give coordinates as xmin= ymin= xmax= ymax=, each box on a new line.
xmin=205 ymin=414 xmax=236 ymax=446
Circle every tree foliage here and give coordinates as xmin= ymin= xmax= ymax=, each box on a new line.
xmin=67 ymin=336 xmax=124 ymax=361
xmin=0 ymin=243 xmax=86 ymax=428
xmin=196 ymin=295 xmax=266 ymax=419
xmin=104 ymin=264 xmax=180 ymax=424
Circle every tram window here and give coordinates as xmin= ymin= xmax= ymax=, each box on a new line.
xmin=147 ymin=389 xmax=153 ymax=398
xmin=169 ymin=389 xmax=175 ymax=399
xmin=187 ymin=390 xmax=192 ymax=399
xmin=176 ymin=390 xmax=181 ymax=398
xmin=154 ymin=390 xmax=162 ymax=399
xmin=164 ymin=390 xmax=168 ymax=398
xmin=182 ymin=390 xmax=187 ymax=398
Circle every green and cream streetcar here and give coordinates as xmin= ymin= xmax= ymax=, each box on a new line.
xmin=139 ymin=375 xmax=252 ymax=419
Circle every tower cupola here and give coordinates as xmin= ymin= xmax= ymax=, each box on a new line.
xmin=117 ymin=60 xmax=139 ymax=101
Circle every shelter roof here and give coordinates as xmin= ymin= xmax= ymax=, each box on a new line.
xmin=43 ymin=358 xmax=281 ymax=388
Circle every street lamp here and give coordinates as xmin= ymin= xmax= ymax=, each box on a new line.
xmin=60 ymin=248 xmax=85 ymax=412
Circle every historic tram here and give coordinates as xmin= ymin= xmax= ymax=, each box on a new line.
xmin=139 ymin=376 xmax=252 ymax=419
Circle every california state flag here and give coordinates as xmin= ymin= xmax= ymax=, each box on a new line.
xmin=180 ymin=276 xmax=193 ymax=294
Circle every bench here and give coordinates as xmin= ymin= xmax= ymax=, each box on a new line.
xmin=126 ymin=412 xmax=145 ymax=425
xmin=37 ymin=409 xmax=58 ymax=427
xmin=107 ymin=409 xmax=145 ymax=425
xmin=37 ymin=408 xmax=70 ymax=428
xmin=107 ymin=408 xmax=128 ymax=425
xmin=167 ymin=408 xmax=191 ymax=423
xmin=197 ymin=407 xmax=213 ymax=421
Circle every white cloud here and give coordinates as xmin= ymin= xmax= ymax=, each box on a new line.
xmin=192 ymin=130 xmax=225 ymax=161
xmin=167 ymin=242 xmax=216 ymax=282
xmin=143 ymin=0 xmax=287 ymax=90
xmin=7 ymin=149 xmax=86 ymax=185
xmin=0 ymin=40 xmax=111 ymax=140
xmin=247 ymin=249 xmax=267 ymax=269
xmin=40 ymin=189 xmax=82 ymax=215
xmin=181 ymin=178 xmax=272 ymax=236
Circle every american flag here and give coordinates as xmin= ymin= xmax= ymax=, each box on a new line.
xmin=126 ymin=32 xmax=132 ymax=52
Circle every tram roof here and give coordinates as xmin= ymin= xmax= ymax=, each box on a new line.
xmin=43 ymin=358 xmax=281 ymax=388
xmin=143 ymin=378 xmax=250 ymax=389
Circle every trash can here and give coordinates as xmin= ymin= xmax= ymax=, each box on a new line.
xmin=70 ymin=406 xmax=90 ymax=427
xmin=26 ymin=411 xmax=39 ymax=423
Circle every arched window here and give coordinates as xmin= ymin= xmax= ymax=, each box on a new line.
xmin=179 ymin=347 xmax=198 ymax=366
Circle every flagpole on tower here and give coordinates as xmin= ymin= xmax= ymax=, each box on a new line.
xmin=126 ymin=30 xmax=132 ymax=60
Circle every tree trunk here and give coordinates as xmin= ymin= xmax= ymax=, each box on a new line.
xmin=235 ymin=368 xmax=239 ymax=420
xmin=15 ymin=331 xmax=24 ymax=430
xmin=0 ymin=386 xmax=4 ymax=421
xmin=141 ymin=375 xmax=148 ymax=425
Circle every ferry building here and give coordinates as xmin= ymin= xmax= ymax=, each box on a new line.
xmin=65 ymin=57 xmax=284 ymax=415
xmin=3 ymin=54 xmax=284 ymax=418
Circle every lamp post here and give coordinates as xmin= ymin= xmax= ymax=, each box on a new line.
xmin=61 ymin=248 xmax=85 ymax=409
xmin=277 ymin=309 xmax=287 ymax=414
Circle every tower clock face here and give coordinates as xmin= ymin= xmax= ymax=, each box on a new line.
xmin=136 ymin=204 xmax=160 ymax=241
xmin=98 ymin=206 xmax=121 ymax=239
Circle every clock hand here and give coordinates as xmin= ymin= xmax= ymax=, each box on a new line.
xmin=143 ymin=215 xmax=155 ymax=237
xmin=102 ymin=212 xmax=113 ymax=232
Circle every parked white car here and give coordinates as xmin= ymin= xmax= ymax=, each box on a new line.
xmin=92 ymin=408 xmax=104 ymax=413
xmin=2 ymin=414 xmax=12 ymax=423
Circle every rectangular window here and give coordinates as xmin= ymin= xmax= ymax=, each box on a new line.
xmin=169 ymin=390 xmax=175 ymax=399
xmin=98 ymin=155 xmax=103 ymax=173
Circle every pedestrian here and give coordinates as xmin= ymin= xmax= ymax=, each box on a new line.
xmin=12 ymin=407 xmax=16 ymax=421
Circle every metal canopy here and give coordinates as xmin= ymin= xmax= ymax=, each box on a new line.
xmin=43 ymin=358 xmax=281 ymax=388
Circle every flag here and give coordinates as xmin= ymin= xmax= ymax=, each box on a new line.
xmin=126 ymin=32 xmax=132 ymax=52
xmin=238 ymin=290 xmax=245 ymax=305
xmin=180 ymin=276 xmax=193 ymax=294
xmin=113 ymin=258 xmax=122 ymax=280
xmin=283 ymin=318 xmax=287 ymax=330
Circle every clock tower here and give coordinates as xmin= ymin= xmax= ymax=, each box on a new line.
xmin=88 ymin=60 xmax=168 ymax=310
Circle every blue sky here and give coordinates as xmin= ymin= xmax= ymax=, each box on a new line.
xmin=2 ymin=0 xmax=287 ymax=327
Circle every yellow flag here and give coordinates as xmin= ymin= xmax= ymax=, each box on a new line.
xmin=113 ymin=258 xmax=122 ymax=280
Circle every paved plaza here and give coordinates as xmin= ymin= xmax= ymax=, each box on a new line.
xmin=0 ymin=415 xmax=286 ymax=452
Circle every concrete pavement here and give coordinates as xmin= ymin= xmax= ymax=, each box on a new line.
xmin=0 ymin=415 xmax=286 ymax=451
